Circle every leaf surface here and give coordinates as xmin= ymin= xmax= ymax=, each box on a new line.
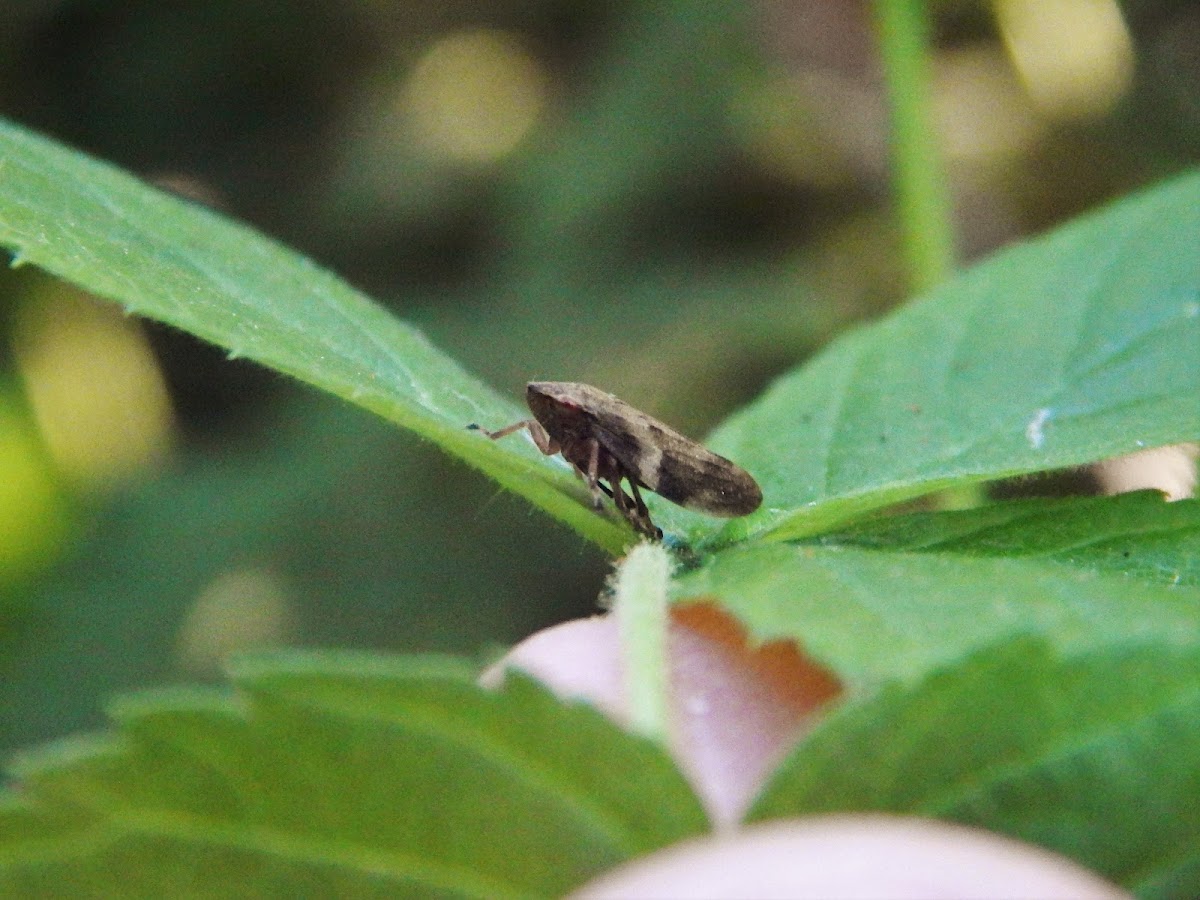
xmin=0 ymin=653 xmax=707 ymax=897
xmin=675 ymin=542 xmax=1200 ymax=895
xmin=685 ymin=169 xmax=1200 ymax=544
xmin=750 ymin=638 xmax=1200 ymax=897
xmin=673 ymin=543 xmax=1200 ymax=689
xmin=821 ymin=492 xmax=1200 ymax=588
xmin=3 ymin=120 xmax=1197 ymax=550
xmin=0 ymin=119 xmax=629 ymax=552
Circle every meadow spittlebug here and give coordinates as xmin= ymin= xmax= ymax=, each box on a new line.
xmin=468 ymin=382 xmax=762 ymax=539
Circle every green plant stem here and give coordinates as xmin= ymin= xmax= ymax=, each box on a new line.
xmin=611 ymin=542 xmax=673 ymax=743
xmin=874 ymin=0 xmax=978 ymax=510
xmin=873 ymin=0 xmax=957 ymax=293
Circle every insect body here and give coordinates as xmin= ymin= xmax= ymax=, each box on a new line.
xmin=469 ymin=382 xmax=762 ymax=539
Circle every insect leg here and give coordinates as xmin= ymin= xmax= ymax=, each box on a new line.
xmin=610 ymin=474 xmax=631 ymax=515
xmin=624 ymin=477 xmax=662 ymax=539
xmin=468 ymin=419 xmax=529 ymax=439
xmin=585 ymin=439 xmax=605 ymax=509
xmin=626 ymin=478 xmax=650 ymax=518
xmin=469 ymin=419 xmax=560 ymax=456
xmin=604 ymin=467 xmax=660 ymax=539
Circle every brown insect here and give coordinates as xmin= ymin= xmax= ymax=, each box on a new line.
xmin=469 ymin=382 xmax=762 ymax=539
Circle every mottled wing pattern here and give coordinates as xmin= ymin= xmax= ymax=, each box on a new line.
xmin=590 ymin=398 xmax=762 ymax=517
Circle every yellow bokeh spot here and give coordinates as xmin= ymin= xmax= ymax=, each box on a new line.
xmin=13 ymin=286 xmax=175 ymax=490
xmin=175 ymin=566 xmax=298 ymax=676
xmin=734 ymin=73 xmax=860 ymax=189
xmin=934 ymin=48 xmax=1042 ymax=163
xmin=405 ymin=29 xmax=547 ymax=162
xmin=0 ymin=400 xmax=68 ymax=580
xmin=994 ymin=0 xmax=1134 ymax=119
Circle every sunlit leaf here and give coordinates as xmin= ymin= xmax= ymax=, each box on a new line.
xmin=687 ymin=169 xmax=1200 ymax=544
xmin=0 ymin=119 xmax=629 ymax=552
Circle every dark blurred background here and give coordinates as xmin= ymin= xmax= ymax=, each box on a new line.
xmin=1 ymin=0 xmax=1197 ymax=751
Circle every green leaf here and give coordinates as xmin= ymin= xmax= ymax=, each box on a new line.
xmin=820 ymin=492 xmax=1200 ymax=588
xmin=0 ymin=118 xmax=629 ymax=553
xmin=686 ymin=540 xmax=1200 ymax=892
xmin=748 ymin=637 xmax=1200 ymax=896
xmin=672 ymin=543 xmax=1200 ymax=688
xmin=0 ymin=652 xmax=707 ymax=897
xmin=677 ymin=539 xmax=1200 ymax=894
xmin=5 ymin=117 xmax=1197 ymax=553
xmin=694 ymin=169 xmax=1200 ymax=544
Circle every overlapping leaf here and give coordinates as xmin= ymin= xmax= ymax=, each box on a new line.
xmin=0 ymin=653 xmax=707 ymax=896
xmin=820 ymin=491 xmax=1200 ymax=588
xmin=3 ymin=119 xmax=1197 ymax=550
xmin=674 ymin=541 xmax=1200 ymax=895
xmin=691 ymin=169 xmax=1200 ymax=544
xmin=0 ymin=120 xmax=628 ymax=552
xmin=673 ymin=542 xmax=1200 ymax=688
xmin=749 ymin=638 xmax=1200 ymax=896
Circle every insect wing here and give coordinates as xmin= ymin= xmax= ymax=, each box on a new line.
xmin=654 ymin=439 xmax=762 ymax=516
xmin=591 ymin=403 xmax=762 ymax=518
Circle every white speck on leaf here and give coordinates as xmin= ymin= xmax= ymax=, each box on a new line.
xmin=1025 ymin=407 xmax=1052 ymax=449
